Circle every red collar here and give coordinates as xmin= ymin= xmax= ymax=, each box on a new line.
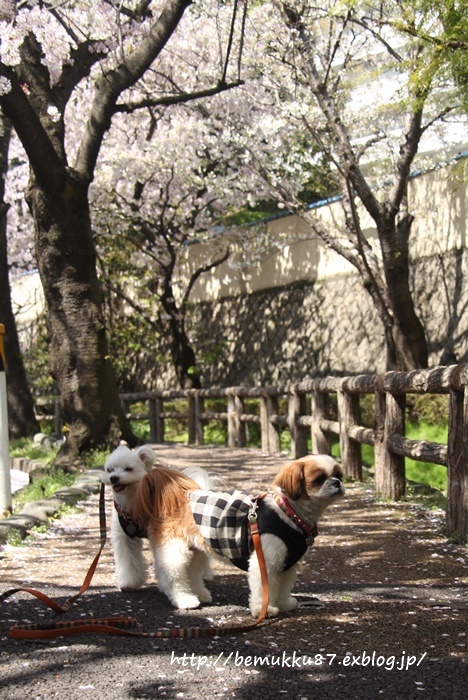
xmin=272 ymin=492 xmax=318 ymax=545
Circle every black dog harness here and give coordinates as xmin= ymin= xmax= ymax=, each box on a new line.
xmin=114 ymin=501 xmax=147 ymax=539
xmin=189 ymin=490 xmax=317 ymax=572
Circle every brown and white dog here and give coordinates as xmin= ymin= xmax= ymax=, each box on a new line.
xmin=102 ymin=444 xmax=214 ymax=591
xmin=132 ymin=454 xmax=345 ymax=617
xmin=101 ymin=444 xmax=157 ymax=591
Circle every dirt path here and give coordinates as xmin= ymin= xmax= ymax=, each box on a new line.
xmin=0 ymin=445 xmax=466 ymax=699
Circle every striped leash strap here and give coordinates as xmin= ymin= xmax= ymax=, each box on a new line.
xmin=2 ymin=489 xmax=271 ymax=640
xmin=8 ymin=615 xmax=267 ymax=640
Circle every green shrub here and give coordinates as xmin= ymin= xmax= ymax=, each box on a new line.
xmin=406 ymin=395 xmax=449 ymax=426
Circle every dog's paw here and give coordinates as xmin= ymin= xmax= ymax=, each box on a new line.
xmin=120 ymin=585 xmax=143 ymax=592
xmin=278 ymin=596 xmax=298 ymax=612
xmin=197 ymin=587 xmax=212 ymax=604
xmin=203 ymin=565 xmax=215 ymax=582
xmin=116 ymin=567 xmax=147 ymax=591
xmin=250 ymin=603 xmax=280 ymax=618
xmin=172 ymin=594 xmax=201 ymax=610
xmin=118 ymin=577 xmax=145 ymax=591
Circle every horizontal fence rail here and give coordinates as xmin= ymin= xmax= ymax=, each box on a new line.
xmin=35 ymin=363 xmax=468 ymax=542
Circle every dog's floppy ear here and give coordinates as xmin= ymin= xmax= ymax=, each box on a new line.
xmin=272 ymin=460 xmax=306 ymax=500
xmin=135 ymin=445 xmax=156 ymax=472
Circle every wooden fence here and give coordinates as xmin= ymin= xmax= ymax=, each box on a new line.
xmin=36 ymin=363 xmax=468 ymax=542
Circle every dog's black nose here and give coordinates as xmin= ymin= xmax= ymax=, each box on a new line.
xmin=110 ymin=475 xmax=120 ymax=485
xmin=330 ymin=477 xmax=342 ymax=486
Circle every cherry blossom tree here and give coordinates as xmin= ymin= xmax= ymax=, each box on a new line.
xmin=0 ymin=0 xmax=246 ymax=458
xmin=228 ymin=0 xmax=467 ymax=370
xmin=91 ymin=105 xmax=235 ymax=389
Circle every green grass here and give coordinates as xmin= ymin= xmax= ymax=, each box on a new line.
xmin=8 ymin=439 xmax=108 ymax=514
xmin=405 ymin=421 xmax=447 ymax=492
xmin=330 ymin=421 xmax=447 ymax=493
xmin=9 ymin=437 xmax=60 ymax=468
xmin=12 ymin=469 xmax=76 ymax=511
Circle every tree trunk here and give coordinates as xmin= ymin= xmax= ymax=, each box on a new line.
xmin=161 ymin=303 xmax=201 ymax=389
xmin=171 ymin=330 xmax=202 ymax=389
xmin=26 ymin=172 xmax=135 ymax=458
xmin=0 ymin=0 xmax=204 ymax=457
xmin=0 ymin=113 xmax=39 ymax=438
xmin=379 ymin=213 xmax=428 ymax=371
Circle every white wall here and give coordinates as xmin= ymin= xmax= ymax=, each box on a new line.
xmin=180 ymin=159 xmax=467 ymax=303
xmin=10 ymin=158 xmax=467 ymax=330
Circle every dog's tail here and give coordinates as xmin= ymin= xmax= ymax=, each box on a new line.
xmin=133 ymin=467 xmax=199 ymax=529
xmin=182 ymin=466 xmax=223 ymax=490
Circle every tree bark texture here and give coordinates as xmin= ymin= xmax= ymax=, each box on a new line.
xmin=26 ymin=175 xmax=135 ymax=454
xmin=277 ymin=2 xmax=430 ymax=372
xmin=0 ymin=112 xmax=39 ymax=438
xmin=379 ymin=212 xmax=429 ymax=370
xmin=161 ymin=306 xmax=202 ymax=389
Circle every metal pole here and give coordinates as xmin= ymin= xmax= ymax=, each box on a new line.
xmin=0 ymin=323 xmax=12 ymax=513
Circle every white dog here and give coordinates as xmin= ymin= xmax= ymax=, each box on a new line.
xmin=102 ymin=444 xmax=213 ymax=591
xmin=131 ymin=454 xmax=345 ymax=617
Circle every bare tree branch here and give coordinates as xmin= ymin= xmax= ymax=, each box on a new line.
xmin=183 ymin=247 xmax=230 ymax=307
xmin=75 ymin=0 xmax=193 ymax=180
xmin=114 ymin=79 xmax=244 ymax=114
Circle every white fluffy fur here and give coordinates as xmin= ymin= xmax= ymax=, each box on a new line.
xmin=102 ymin=448 xmax=344 ymax=617
xmin=101 ymin=444 xmax=155 ymax=590
xmin=102 ymin=445 xmax=213 ymax=591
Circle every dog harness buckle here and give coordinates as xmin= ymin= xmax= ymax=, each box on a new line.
xmin=248 ymin=496 xmax=259 ymax=523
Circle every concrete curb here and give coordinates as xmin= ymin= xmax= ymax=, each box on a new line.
xmin=9 ymin=457 xmax=47 ymax=473
xmin=0 ymin=467 xmax=104 ymax=546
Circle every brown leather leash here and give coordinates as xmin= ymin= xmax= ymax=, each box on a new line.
xmin=1 ymin=486 xmax=270 ymax=640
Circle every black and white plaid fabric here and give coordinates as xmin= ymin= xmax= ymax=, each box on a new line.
xmin=189 ymin=489 xmax=312 ymax=572
xmin=189 ymin=489 xmax=252 ymax=568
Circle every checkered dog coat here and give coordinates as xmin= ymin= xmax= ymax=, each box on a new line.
xmin=189 ymin=489 xmax=309 ymax=572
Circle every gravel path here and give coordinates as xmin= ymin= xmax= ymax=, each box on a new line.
xmin=0 ymin=445 xmax=466 ymax=699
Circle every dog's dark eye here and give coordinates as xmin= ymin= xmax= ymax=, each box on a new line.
xmin=313 ymin=474 xmax=327 ymax=486
xmin=125 ymin=467 xmax=133 ymax=472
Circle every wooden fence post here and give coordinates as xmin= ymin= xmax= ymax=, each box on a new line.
xmin=337 ymin=389 xmax=362 ymax=480
xmin=311 ymin=388 xmax=331 ymax=455
xmin=188 ymin=393 xmax=196 ymax=445
xmin=447 ymin=366 xmax=468 ymax=542
xmin=228 ymin=392 xmax=247 ymax=448
xmin=374 ymin=380 xmax=406 ymax=500
xmin=260 ymin=392 xmax=281 ymax=454
xmin=150 ymin=395 xmax=164 ymax=444
xmin=288 ymin=386 xmax=308 ymax=458
xmin=195 ymin=392 xmax=204 ymax=445
xmin=54 ymin=398 xmax=63 ymax=436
